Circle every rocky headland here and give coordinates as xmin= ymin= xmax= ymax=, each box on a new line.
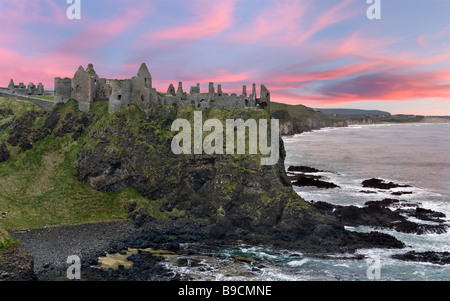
xmin=1 ymin=98 xmax=448 ymax=281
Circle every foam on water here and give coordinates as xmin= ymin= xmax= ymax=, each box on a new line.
xmin=145 ymin=124 xmax=450 ymax=281
xmin=282 ymin=123 xmax=450 ymax=280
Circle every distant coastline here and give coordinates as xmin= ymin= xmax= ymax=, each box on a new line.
xmin=418 ymin=117 xmax=450 ymax=124
xmin=270 ymin=101 xmax=450 ymax=135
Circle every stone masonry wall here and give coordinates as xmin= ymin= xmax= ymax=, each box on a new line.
xmin=49 ymin=63 xmax=271 ymax=114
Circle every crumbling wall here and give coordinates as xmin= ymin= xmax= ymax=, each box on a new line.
xmin=54 ymin=77 xmax=72 ymax=103
xmin=93 ymin=78 xmax=111 ymax=101
xmin=72 ymin=66 xmax=95 ymax=112
xmin=7 ymin=79 xmax=44 ymax=96
xmin=109 ymin=79 xmax=132 ymax=113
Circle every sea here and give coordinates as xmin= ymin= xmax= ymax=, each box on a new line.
xmin=161 ymin=123 xmax=450 ymax=281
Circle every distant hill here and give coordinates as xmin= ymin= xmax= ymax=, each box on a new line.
xmin=270 ymin=102 xmax=423 ymax=135
xmin=270 ymin=102 xmax=350 ymax=135
xmin=316 ymin=108 xmax=391 ymax=117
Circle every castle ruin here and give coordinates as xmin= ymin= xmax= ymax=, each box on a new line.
xmin=8 ymin=79 xmax=44 ymax=96
xmin=54 ymin=63 xmax=270 ymax=114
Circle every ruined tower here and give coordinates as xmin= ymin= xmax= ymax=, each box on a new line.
xmin=71 ymin=65 xmax=99 ymax=112
xmin=8 ymin=79 xmax=14 ymax=92
xmin=54 ymin=77 xmax=72 ymax=103
xmin=259 ymin=84 xmax=270 ymax=111
xmin=109 ymin=79 xmax=132 ymax=113
xmin=36 ymin=83 xmax=44 ymax=95
xmin=131 ymin=63 xmax=156 ymax=111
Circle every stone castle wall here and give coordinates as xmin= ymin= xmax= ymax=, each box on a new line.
xmin=52 ymin=63 xmax=271 ymax=114
xmin=7 ymin=79 xmax=45 ymax=96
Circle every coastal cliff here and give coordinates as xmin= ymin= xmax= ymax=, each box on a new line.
xmin=0 ymin=97 xmax=308 ymax=234
xmin=270 ymin=102 xmax=429 ymax=135
xmin=0 ymin=97 xmax=411 ymax=279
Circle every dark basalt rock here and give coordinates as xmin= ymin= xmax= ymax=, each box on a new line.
xmin=309 ymin=199 xmax=448 ymax=235
xmin=293 ymin=174 xmax=340 ymax=189
xmin=75 ymin=105 xmax=293 ymax=234
xmin=287 ymin=165 xmax=324 ymax=173
xmin=7 ymin=110 xmax=44 ymax=150
xmin=392 ymin=251 xmax=450 ymax=265
xmin=365 ymin=198 xmax=401 ymax=207
xmin=0 ymin=245 xmax=36 ymax=281
xmin=1 ymin=101 xmax=93 ymax=155
xmin=360 ymin=190 xmax=377 ymax=194
xmin=362 ymin=178 xmax=411 ymax=190
xmin=365 ymin=198 xmax=420 ymax=208
xmin=391 ymin=191 xmax=413 ymax=196
xmin=0 ymin=142 xmax=10 ymax=163
xmin=413 ymin=207 xmax=446 ymax=222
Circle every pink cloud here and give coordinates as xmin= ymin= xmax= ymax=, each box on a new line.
xmin=417 ymin=26 xmax=450 ymax=48
xmin=227 ymin=0 xmax=309 ymax=44
xmin=148 ymin=0 xmax=236 ymax=41
xmin=0 ymin=45 xmax=85 ymax=89
xmin=270 ymin=67 xmax=450 ymax=106
xmin=296 ymin=0 xmax=361 ymax=45
xmin=59 ymin=6 xmax=153 ymax=54
xmin=226 ymin=0 xmax=361 ymax=46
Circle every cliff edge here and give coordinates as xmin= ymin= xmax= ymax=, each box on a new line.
xmin=0 ymin=97 xmax=405 ymax=258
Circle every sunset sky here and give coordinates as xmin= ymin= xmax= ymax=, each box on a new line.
xmin=1 ymin=0 xmax=449 ymax=115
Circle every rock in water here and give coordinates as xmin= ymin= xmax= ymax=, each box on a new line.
xmin=293 ymin=175 xmax=340 ymax=189
xmin=392 ymin=251 xmax=450 ymax=265
xmin=361 ymin=178 xmax=411 ymax=190
xmin=287 ymin=165 xmax=324 ymax=173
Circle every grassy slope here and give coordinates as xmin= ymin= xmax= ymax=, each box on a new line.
xmin=0 ymin=98 xmax=151 ymax=229
xmin=270 ymin=102 xmax=327 ymax=121
xmin=0 ymin=98 xmax=302 ymax=230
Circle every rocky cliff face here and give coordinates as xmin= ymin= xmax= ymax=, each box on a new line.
xmin=0 ymin=98 xmax=407 ymax=256
xmin=75 ymin=105 xmax=296 ymax=234
xmin=0 ymin=228 xmax=35 ymax=281
xmin=73 ymin=103 xmax=405 ymax=253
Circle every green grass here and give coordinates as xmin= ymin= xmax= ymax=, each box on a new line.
xmin=0 ymin=132 xmax=151 ymax=229
xmin=270 ymin=101 xmax=341 ymax=125
xmin=0 ymin=97 xmax=44 ymax=126
xmin=34 ymin=96 xmax=54 ymax=101
xmin=270 ymin=101 xmax=426 ymax=125
xmin=0 ymin=227 xmax=18 ymax=251
xmin=0 ymin=97 xmax=293 ymax=230
xmin=0 ymin=99 xmax=153 ymax=230
xmin=0 ymin=99 xmax=219 ymax=230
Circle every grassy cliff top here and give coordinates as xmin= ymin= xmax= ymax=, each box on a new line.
xmin=0 ymin=97 xmax=303 ymax=231
xmin=270 ymin=101 xmax=425 ymax=124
